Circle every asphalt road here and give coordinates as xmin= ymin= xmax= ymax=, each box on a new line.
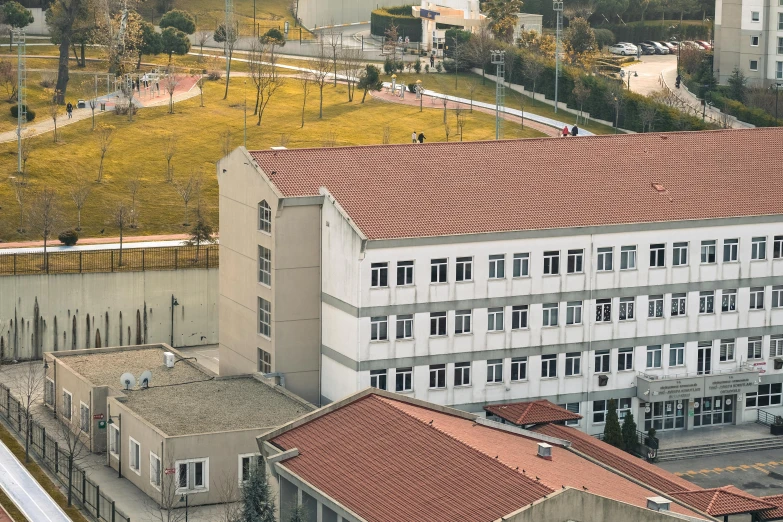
xmin=657 ymin=449 xmax=783 ymax=497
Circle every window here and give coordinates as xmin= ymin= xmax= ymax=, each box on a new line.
xmin=671 ymin=293 xmax=686 ymax=316
xmin=565 ymin=352 xmax=581 ymax=376
xmin=774 ymin=235 xmax=783 ymax=259
xmin=371 ymin=262 xmax=389 ymax=288
xmin=80 ymin=402 xmax=90 ymax=434
xmin=429 ymin=364 xmax=446 ymax=389
xmin=489 ymin=254 xmax=506 ymax=279
xmin=722 ymin=289 xmax=737 ymax=312
xmin=129 ymin=438 xmax=141 ymax=474
xmin=752 ymin=237 xmax=767 ymax=259
xmin=566 ymin=301 xmax=582 ymax=325
xmin=396 ymin=315 xmax=413 ymax=339
xmin=558 ymin=403 xmax=581 ymax=426
xmin=370 ymin=369 xmax=387 ymax=390
xmin=593 ymin=400 xmax=608 ymax=423
xmin=511 ymin=305 xmax=529 ymax=329
xmin=620 ymin=246 xmax=637 ymax=270
xmin=454 ymin=362 xmax=471 ymax=386
xmin=258 ymin=297 xmax=271 ymax=337
xmin=619 ymin=297 xmax=635 ymax=321
xmin=542 ymin=303 xmax=559 ymax=327
xmin=177 ymin=459 xmax=208 ymax=492
xmin=567 ymin=249 xmax=583 ymax=273
xmin=699 ymin=291 xmax=715 ymax=314
xmin=780 ymin=11 xmax=783 ymax=29
xmin=751 ymin=35 xmax=760 ymax=46
xmin=109 ymin=424 xmax=120 ymax=457
xmin=779 ymin=61 xmax=783 ymax=80
xmin=62 ymin=390 xmax=72 ymax=421
xmin=723 ymin=239 xmax=738 ymax=262
xmin=44 ymin=379 xmax=54 ymax=407
xmin=595 ymin=350 xmax=610 ymax=373
xmin=772 ymin=285 xmax=783 ymax=308
xmin=456 ymin=257 xmax=473 ymax=282
xmin=258 ymin=349 xmax=271 ymax=373
xmin=543 ymin=251 xmax=560 ymax=275
xmin=750 ymin=60 xmax=759 ymax=71
xmin=513 ymin=253 xmax=529 ymax=277
xmin=746 ymin=383 xmax=782 ymax=408
xmin=617 ymin=398 xmax=632 ymax=419
xmin=700 ymin=240 xmax=716 ymax=264
xmin=455 ymin=310 xmax=472 ymax=334
xmin=370 ymin=316 xmax=388 ymax=341
xmin=430 ymin=312 xmax=447 ymax=336
xmin=751 ymin=10 xmax=760 ymax=21
xmin=541 ymin=354 xmax=557 ymax=378
xmin=511 ymin=357 xmax=527 ymax=381
xmin=778 ymin=37 xmax=783 ymax=54
xmin=771 ymin=335 xmax=783 ymax=357
xmin=487 ymin=359 xmax=503 ymax=383
xmin=748 ymin=336 xmax=763 ymax=359
xmin=618 ymin=348 xmax=634 ymax=371
xmin=673 ymin=242 xmax=688 ymax=266
xmin=597 ymin=247 xmax=613 ymax=271
xmin=720 ymin=339 xmax=735 ymax=361
xmin=595 ymin=299 xmax=611 ymax=323
xmin=395 ymin=368 xmax=412 ymax=392
xmin=648 ymin=295 xmax=664 ymax=318
xmin=431 ymin=258 xmax=448 ymax=283
xmin=396 ymin=261 xmax=414 ymax=286
xmin=668 ymin=343 xmax=684 ymax=366
xmin=150 ymin=453 xmax=161 ymax=489
xmin=649 ymin=243 xmax=665 ymax=267
xmin=488 ymin=307 xmax=504 ymax=331
xmin=258 ymin=201 xmax=271 ymax=233
xmin=258 ymin=246 xmax=271 ymax=286
xmin=646 ymin=345 xmax=662 ymax=369
xmin=750 ymin=287 xmax=765 ymax=310
xmin=239 ymin=454 xmax=262 ymax=484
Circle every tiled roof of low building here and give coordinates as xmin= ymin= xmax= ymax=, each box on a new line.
xmin=484 ymin=400 xmax=582 ymax=425
xmin=670 ymin=486 xmax=777 ymax=516
xmin=532 ymin=423 xmax=699 ymax=494
xmin=758 ymin=494 xmax=783 ymax=521
xmin=249 ymin=128 xmax=783 ymax=240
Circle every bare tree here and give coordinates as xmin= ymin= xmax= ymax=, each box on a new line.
xmin=173 ymin=170 xmax=201 ymax=226
xmin=57 ymin=417 xmax=90 ymax=507
xmin=144 ymin=458 xmax=186 ymax=522
xmin=326 ymin=25 xmax=342 ymax=87
xmin=19 ymin=131 xmax=33 ymax=175
xmin=214 ymin=470 xmax=241 ymax=522
xmin=8 ymin=362 xmax=45 ymax=463
xmin=257 ymin=46 xmax=284 ymax=127
xmin=384 ymin=21 xmax=399 ymax=63
xmin=572 ymin=77 xmax=591 ymax=124
xmin=248 ymin=40 xmax=264 ymax=116
xmin=309 ymin=41 xmax=331 ymax=119
xmin=163 ymin=133 xmax=177 ymax=182
xmin=442 ymin=97 xmax=448 ymax=123
xmin=163 ymin=69 xmax=181 ymax=114
xmin=48 ymin=92 xmax=62 ymax=143
xmin=217 ymin=22 xmax=239 ymax=100
xmin=299 ymin=72 xmax=311 ymax=128
xmin=27 ymin=188 xmax=62 ymax=272
xmin=197 ymin=74 xmax=205 ymax=107
xmin=112 ymin=202 xmax=132 ymax=265
xmin=341 ymin=48 xmax=363 ymax=102
xmin=444 ymin=121 xmax=451 ymax=142
xmin=455 ymin=107 xmax=466 ymax=141
xmin=12 ymin=177 xmax=27 ymax=232
xmin=96 ymin=124 xmax=114 ymax=182
xmin=127 ymin=173 xmax=142 ymax=228
xmin=70 ymin=173 xmax=91 ymax=231
xmin=382 ymin=125 xmax=391 ymax=144
xmin=466 ymin=80 xmax=478 ymax=112
xmin=120 ymin=77 xmax=136 ymax=122
xmin=220 ymin=129 xmax=232 ymax=157
xmin=524 ymin=58 xmax=545 ymax=100
xmin=638 ymin=102 xmax=658 ymax=132
xmin=195 ymin=30 xmax=211 ymax=60
xmin=465 ymin=23 xmax=493 ymax=84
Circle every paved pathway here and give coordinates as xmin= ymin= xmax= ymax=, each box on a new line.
xmin=0 ymin=233 xmax=193 ymax=250
xmin=0 ymin=439 xmax=71 ymax=522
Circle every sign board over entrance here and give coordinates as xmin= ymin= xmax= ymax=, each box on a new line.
xmin=637 ymin=369 xmax=760 ymax=402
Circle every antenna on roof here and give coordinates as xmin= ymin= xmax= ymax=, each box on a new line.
xmin=139 ymin=370 xmax=153 ymax=389
xmin=120 ymin=372 xmax=136 ymax=390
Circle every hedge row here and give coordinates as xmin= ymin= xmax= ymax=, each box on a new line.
xmin=596 ymin=22 xmax=709 ymax=43
xmin=711 ymin=93 xmax=778 ymax=127
xmin=370 ymin=5 xmax=422 ymax=42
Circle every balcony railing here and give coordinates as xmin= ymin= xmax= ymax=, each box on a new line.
xmin=638 ymin=363 xmax=758 ymax=381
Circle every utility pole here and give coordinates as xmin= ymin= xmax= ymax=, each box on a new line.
xmin=13 ymin=28 xmax=26 ymax=174
xmin=491 ymin=50 xmax=505 ymax=140
xmin=553 ymin=0 xmax=563 ymax=113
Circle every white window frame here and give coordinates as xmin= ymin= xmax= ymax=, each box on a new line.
xmin=748 ymin=337 xmax=763 ymax=359
xmin=671 ymin=293 xmax=687 ymax=317
xmin=594 ymin=350 xmax=610 ymax=373
xmin=649 ymin=243 xmax=666 ymax=268
xmin=779 ymin=61 xmax=783 ymax=80
xmin=751 ymin=10 xmax=760 ymax=21
xmin=565 ymin=352 xmax=581 ymax=376
xmin=62 ymin=389 xmax=72 ymax=422
xmin=566 ymin=301 xmax=582 ymax=325
xmin=752 ymin=236 xmax=767 ymax=260
xmin=395 ymin=368 xmax=413 ymax=392
xmin=648 ymin=295 xmax=664 ymax=318
xmin=455 ymin=256 xmax=473 ymax=282
xmin=150 ymin=452 xmax=162 ymax=490
xmin=668 ymin=344 xmax=684 ymax=367
xmin=489 ymin=254 xmax=506 ymax=279
xmin=512 ymin=253 xmax=530 ymax=277
xmin=431 ymin=258 xmax=448 ymax=283
xmin=541 ymin=354 xmax=557 ymax=378
xmin=595 ymin=299 xmax=611 ymax=323
xmin=673 ymin=242 xmax=688 ymax=266
xmin=396 ymin=261 xmax=414 ymax=286
xmin=488 ymin=307 xmax=504 ymax=332
xmin=593 ymin=400 xmax=609 ymax=424
xmin=129 ymin=437 xmax=141 ymax=475
xmin=751 ymin=35 xmax=760 ymax=46
xmin=772 ymin=285 xmax=783 ymax=308
xmin=510 ymin=357 xmax=527 ymax=381
xmin=567 ymin=249 xmax=584 ymax=274
xmin=511 ymin=305 xmax=528 ymax=329
xmin=771 ymin=335 xmax=783 ymax=357
xmin=396 ymin=315 xmax=413 ymax=340
xmin=619 ymin=297 xmax=635 ymax=321
xmin=699 ymin=291 xmax=715 ymax=314
xmin=258 ymin=201 xmax=271 ymax=233
xmin=750 ymin=59 xmax=758 ymax=70
xmin=429 ymin=364 xmax=446 ymax=389
xmin=723 ymin=238 xmax=738 ymax=262
xmin=176 ymin=458 xmax=209 ymax=493
xmin=430 ymin=312 xmax=447 ymax=336
xmin=542 ymin=303 xmax=559 ymax=327
xmin=722 ymin=289 xmax=737 ymax=312
xmin=646 ymin=345 xmax=662 ymax=369
xmin=238 ymin=453 xmax=262 ymax=485
xmin=109 ymin=424 xmax=120 ymax=458
xmin=370 ymin=262 xmax=388 ymax=288
xmin=486 ymin=359 xmax=503 ymax=384
xmin=597 ymin=247 xmax=613 ymax=271
xmin=618 ymin=347 xmax=634 ymax=371
xmin=720 ymin=339 xmax=735 ymax=361
xmin=454 ymin=362 xmax=471 ymax=387
xmin=749 ymin=287 xmax=765 ymax=310
xmin=44 ymin=378 xmax=55 ymax=407
xmin=370 ymin=316 xmax=388 ymax=341
xmin=455 ymin=310 xmax=472 ymax=335
xmin=258 ymin=245 xmax=271 ymax=286
xmin=258 ymin=297 xmax=271 ymax=338
xmin=258 ymin=348 xmax=271 ymax=373
xmin=370 ymin=369 xmax=387 ymax=390
xmin=543 ymin=251 xmax=560 ymax=275
xmin=558 ymin=403 xmax=581 ymax=426
xmin=774 ymin=235 xmax=783 ymax=259
xmin=620 ymin=245 xmax=636 ymax=270
xmin=79 ymin=401 xmax=90 ymax=434
xmin=700 ymin=240 xmax=716 ymax=264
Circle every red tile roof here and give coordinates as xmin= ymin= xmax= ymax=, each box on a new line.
xmin=532 ymin=423 xmax=699 ymax=494
xmin=670 ymin=486 xmax=777 ymax=516
xmin=485 ymin=400 xmax=582 ymax=425
xmin=759 ymin=494 xmax=783 ymax=521
xmin=249 ymin=128 xmax=783 ymax=240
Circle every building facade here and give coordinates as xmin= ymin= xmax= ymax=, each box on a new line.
xmin=713 ymin=0 xmax=783 ymax=85
xmin=217 ymin=129 xmax=783 ymax=436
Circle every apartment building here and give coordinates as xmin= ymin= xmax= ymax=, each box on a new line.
xmin=713 ymin=0 xmax=783 ymax=84
xmin=217 ymin=127 xmax=783 ymax=436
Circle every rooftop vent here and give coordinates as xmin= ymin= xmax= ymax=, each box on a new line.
xmin=163 ymin=352 xmax=175 ymax=369
xmin=537 ymin=442 xmax=552 ymax=460
xmin=647 ymin=497 xmax=671 ymax=512
xmin=270 ymin=146 xmax=287 ymax=150
xmin=651 ymin=182 xmax=666 ymax=193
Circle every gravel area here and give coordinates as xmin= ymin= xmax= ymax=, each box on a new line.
xmin=122 ymin=377 xmax=312 ymax=436
xmin=57 ymin=347 xmax=209 ymax=389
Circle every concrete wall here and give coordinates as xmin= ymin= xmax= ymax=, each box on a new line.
xmin=0 ymin=269 xmax=217 ymax=361
xmin=298 ymin=0 xmax=400 ymax=28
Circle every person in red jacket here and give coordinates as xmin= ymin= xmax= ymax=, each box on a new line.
xmin=562 ymin=125 xmax=569 ymax=137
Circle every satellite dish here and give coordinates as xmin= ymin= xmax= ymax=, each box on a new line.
xmin=139 ymin=370 xmax=153 ymax=389
xmin=120 ymin=372 xmax=137 ymax=390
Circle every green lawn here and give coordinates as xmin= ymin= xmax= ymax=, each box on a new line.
xmin=0 ymin=77 xmax=545 ymax=242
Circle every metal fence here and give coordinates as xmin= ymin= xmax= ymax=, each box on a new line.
xmin=0 ymin=245 xmax=219 ymax=276
xmin=757 ymin=408 xmax=781 ymax=427
xmin=0 ymin=383 xmax=131 ymax=522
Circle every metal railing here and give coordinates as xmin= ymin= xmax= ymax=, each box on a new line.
xmin=757 ymin=408 xmax=781 ymax=427
xmin=637 ymin=363 xmax=758 ymax=381
xmin=0 ymin=383 xmax=131 ymax=522
xmin=0 ymin=244 xmax=219 ymax=276
xmin=595 ymin=428 xmax=659 ymax=460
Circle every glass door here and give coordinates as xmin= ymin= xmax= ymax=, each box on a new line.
xmin=644 ymin=400 xmax=686 ymax=431
xmin=697 ymin=346 xmax=712 ymax=375
xmin=694 ymin=395 xmax=734 ymax=427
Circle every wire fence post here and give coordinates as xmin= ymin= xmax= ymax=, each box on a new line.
xmin=206 ymin=247 xmax=210 ymax=269
xmin=96 ymin=485 xmax=100 ymax=518
xmin=111 ymin=250 xmax=114 ymax=272
xmin=142 ymin=250 xmax=145 ymax=271
xmin=54 ymin=440 xmax=59 ymax=473
xmin=174 ymin=250 xmax=178 ymax=270
xmin=82 ymin=472 xmax=86 ymax=504
xmin=79 ymin=251 xmax=83 ymax=273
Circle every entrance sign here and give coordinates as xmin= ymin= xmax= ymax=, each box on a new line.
xmin=637 ymin=369 xmax=759 ymax=402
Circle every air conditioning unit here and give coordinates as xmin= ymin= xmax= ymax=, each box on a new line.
xmin=598 ymin=374 xmax=609 ymax=386
xmin=647 ymin=497 xmax=671 ymax=512
xmin=537 ymin=443 xmax=552 ymax=460
xmin=774 ymin=358 xmax=783 ymax=370
xmin=163 ymin=352 xmax=175 ymax=368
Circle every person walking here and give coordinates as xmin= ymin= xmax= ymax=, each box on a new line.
xmin=412 ymin=130 xmax=417 ymax=143
xmin=430 ymin=54 xmax=435 ymax=68
xmin=571 ymin=124 xmax=579 ymax=136
xmin=66 ymin=102 xmax=73 ymax=119
xmin=562 ymin=125 xmax=569 ymax=137
xmin=418 ymin=132 xmax=426 ymax=143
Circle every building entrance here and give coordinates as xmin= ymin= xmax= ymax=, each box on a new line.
xmin=694 ymin=395 xmax=735 ymax=427
xmin=644 ymin=400 xmax=686 ymax=431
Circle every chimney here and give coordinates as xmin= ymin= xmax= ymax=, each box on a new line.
xmin=537 ymin=443 xmax=552 ymax=460
xmin=646 ymin=497 xmax=671 ymax=512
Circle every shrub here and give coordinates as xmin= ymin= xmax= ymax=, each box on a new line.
xmin=207 ymin=70 xmax=223 ymax=80
xmin=442 ymin=58 xmax=456 ymax=73
xmin=10 ymin=104 xmax=35 ymax=121
xmin=58 ymin=230 xmax=79 ymax=246
xmin=593 ymin=28 xmax=615 ymax=49
xmin=370 ymin=5 xmax=421 ymax=41
xmin=407 ymin=82 xmax=417 ymax=92
xmin=413 ymin=59 xmax=421 ymax=73
xmin=383 ymin=57 xmax=394 ymax=74
xmin=435 ymin=62 xmax=443 ymax=73
xmin=39 ymin=73 xmax=55 ymax=88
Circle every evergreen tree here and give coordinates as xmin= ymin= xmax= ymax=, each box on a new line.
xmin=603 ymin=399 xmax=624 ymax=449
xmin=240 ymin=467 xmax=276 ymax=522
xmin=288 ymin=504 xmax=307 ymax=522
xmin=622 ymin=411 xmax=638 ymax=454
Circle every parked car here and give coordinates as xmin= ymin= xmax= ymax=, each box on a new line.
xmin=609 ymin=42 xmax=639 ymax=55
xmin=681 ymin=41 xmax=703 ymax=50
xmin=642 ymin=41 xmax=670 ymax=54
xmin=660 ymin=41 xmax=678 ymax=52
xmin=695 ymin=40 xmax=713 ymax=50
xmin=637 ymin=42 xmax=656 ymax=55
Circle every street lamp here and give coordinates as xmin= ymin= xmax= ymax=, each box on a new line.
xmin=170 ymin=295 xmax=179 ymax=347
xmin=553 ymin=0 xmax=564 ymax=113
xmin=416 ymin=79 xmax=423 ymax=112
xmin=626 ymin=70 xmax=638 ymax=90
xmin=611 ymin=92 xmax=619 ymax=134
xmin=179 ymin=493 xmax=189 ymax=521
